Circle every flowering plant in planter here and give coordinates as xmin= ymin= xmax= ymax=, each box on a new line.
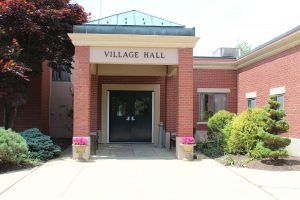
xmin=72 ymin=137 xmax=89 ymax=161
xmin=73 ymin=137 xmax=88 ymax=145
xmin=181 ymin=137 xmax=195 ymax=144
xmin=180 ymin=136 xmax=196 ymax=161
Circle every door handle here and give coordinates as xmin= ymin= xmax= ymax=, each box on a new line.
xmin=126 ymin=116 xmax=130 ymax=121
xmin=131 ymin=116 xmax=135 ymax=121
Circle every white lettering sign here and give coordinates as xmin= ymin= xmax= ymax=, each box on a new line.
xmin=90 ymin=47 xmax=178 ymax=65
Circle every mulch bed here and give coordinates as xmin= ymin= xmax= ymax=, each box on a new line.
xmin=0 ymin=162 xmax=35 ymax=174
xmin=214 ymin=154 xmax=300 ymax=171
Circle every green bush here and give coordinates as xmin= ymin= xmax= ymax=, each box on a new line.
xmin=251 ymin=96 xmax=291 ymax=160
xmin=226 ymin=108 xmax=271 ymax=154
xmin=207 ymin=110 xmax=235 ymax=143
xmin=196 ymin=141 xmax=224 ymax=158
xmin=20 ymin=128 xmax=61 ymax=161
xmin=0 ymin=128 xmax=29 ymax=164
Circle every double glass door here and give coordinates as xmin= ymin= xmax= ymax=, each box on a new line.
xmin=109 ymin=91 xmax=152 ymax=142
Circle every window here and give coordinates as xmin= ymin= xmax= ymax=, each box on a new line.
xmin=247 ymin=98 xmax=256 ymax=108
xmin=275 ymin=94 xmax=284 ymax=110
xmin=52 ymin=70 xmax=71 ymax=82
xmin=200 ymin=93 xmax=227 ymax=121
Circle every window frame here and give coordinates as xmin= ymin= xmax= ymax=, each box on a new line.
xmin=274 ymin=94 xmax=284 ymax=110
xmin=52 ymin=70 xmax=71 ymax=82
xmin=247 ymin=98 xmax=256 ymax=108
xmin=199 ymin=93 xmax=228 ymax=122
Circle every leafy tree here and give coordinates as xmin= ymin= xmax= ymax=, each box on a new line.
xmin=0 ymin=39 xmax=31 ymax=129
xmin=0 ymin=0 xmax=88 ymax=73
xmin=250 ymin=96 xmax=291 ymax=160
xmin=0 ymin=0 xmax=88 ymax=129
xmin=236 ymin=41 xmax=252 ymax=56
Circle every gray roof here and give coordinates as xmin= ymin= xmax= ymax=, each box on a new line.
xmin=85 ymin=10 xmax=184 ymax=27
xmin=73 ymin=10 xmax=195 ymax=36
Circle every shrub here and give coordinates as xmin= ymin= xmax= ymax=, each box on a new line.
xmin=196 ymin=141 xmax=224 ymax=158
xmin=0 ymin=128 xmax=29 ymax=164
xmin=20 ymin=128 xmax=61 ymax=161
xmin=226 ymin=108 xmax=271 ymax=154
xmin=207 ymin=110 xmax=235 ymax=143
xmin=250 ymin=96 xmax=291 ymax=160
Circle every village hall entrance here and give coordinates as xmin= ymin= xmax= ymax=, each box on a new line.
xmin=109 ymin=91 xmax=153 ymax=143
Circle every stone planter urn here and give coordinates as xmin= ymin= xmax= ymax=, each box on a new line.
xmin=73 ymin=144 xmax=88 ymax=160
xmin=180 ymin=144 xmax=196 ymax=161
xmin=180 ymin=137 xmax=196 ymax=161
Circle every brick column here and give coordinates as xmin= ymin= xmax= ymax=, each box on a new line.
xmin=166 ymin=75 xmax=177 ymax=132
xmin=90 ymin=75 xmax=98 ymax=132
xmin=176 ymin=48 xmax=194 ymax=159
xmin=73 ymin=46 xmax=91 ymax=160
xmin=73 ymin=46 xmax=91 ymax=136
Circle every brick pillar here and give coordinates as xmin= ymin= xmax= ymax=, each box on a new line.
xmin=90 ymin=75 xmax=98 ymax=132
xmin=41 ymin=61 xmax=51 ymax=133
xmin=176 ymin=48 xmax=194 ymax=159
xmin=166 ymin=75 xmax=177 ymax=132
xmin=73 ymin=46 xmax=91 ymax=160
xmin=73 ymin=46 xmax=91 ymax=136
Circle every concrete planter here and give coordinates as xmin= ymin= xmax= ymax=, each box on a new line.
xmin=73 ymin=145 xmax=88 ymax=161
xmin=180 ymin=144 xmax=196 ymax=161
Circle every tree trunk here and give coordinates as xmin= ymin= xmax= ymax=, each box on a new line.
xmin=9 ymin=105 xmax=19 ymax=129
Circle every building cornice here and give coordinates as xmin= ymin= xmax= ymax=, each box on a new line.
xmin=193 ymin=29 xmax=300 ymax=70
xmin=68 ymin=33 xmax=199 ymax=48
xmin=193 ymin=60 xmax=236 ymax=70
xmin=236 ymin=29 xmax=300 ymax=69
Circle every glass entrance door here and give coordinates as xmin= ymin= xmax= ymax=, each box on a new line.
xmin=109 ymin=91 xmax=152 ymax=142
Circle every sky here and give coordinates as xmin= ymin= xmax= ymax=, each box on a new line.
xmin=71 ymin=0 xmax=300 ymax=56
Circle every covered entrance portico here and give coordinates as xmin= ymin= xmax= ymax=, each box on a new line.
xmin=68 ymin=10 xmax=199 ymax=159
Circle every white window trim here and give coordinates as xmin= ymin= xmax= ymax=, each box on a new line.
xmin=197 ymin=88 xmax=230 ymax=93
xmin=246 ymin=92 xmax=256 ymax=99
xmin=196 ymin=121 xmax=208 ymax=125
xmin=270 ymin=87 xmax=285 ymax=95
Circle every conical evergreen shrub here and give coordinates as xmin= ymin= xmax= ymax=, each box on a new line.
xmin=249 ymin=96 xmax=291 ymax=160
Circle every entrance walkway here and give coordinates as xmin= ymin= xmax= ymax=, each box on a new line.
xmin=0 ymin=144 xmax=298 ymax=200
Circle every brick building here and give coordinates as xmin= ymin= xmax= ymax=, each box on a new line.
xmin=1 ymin=11 xmax=299 ymax=158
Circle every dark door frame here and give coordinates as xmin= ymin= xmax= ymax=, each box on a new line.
xmin=107 ymin=90 xmax=154 ymax=143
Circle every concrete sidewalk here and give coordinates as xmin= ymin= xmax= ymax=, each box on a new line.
xmin=0 ymin=144 xmax=298 ymax=200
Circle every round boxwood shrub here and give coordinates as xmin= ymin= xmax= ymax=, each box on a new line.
xmin=20 ymin=128 xmax=61 ymax=161
xmin=0 ymin=128 xmax=29 ymax=164
xmin=226 ymin=108 xmax=271 ymax=155
xmin=208 ymin=110 xmax=236 ymax=143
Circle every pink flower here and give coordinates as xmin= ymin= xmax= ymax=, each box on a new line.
xmin=181 ymin=137 xmax=195 ymax=144
xmin=73 ymin=137 xmax=88 ymax=145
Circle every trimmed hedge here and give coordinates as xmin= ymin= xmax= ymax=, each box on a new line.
xmin=20 ymin=128 xmax=61 ymax=161
xmin=0 ymin=128 xmax=29 ymax=164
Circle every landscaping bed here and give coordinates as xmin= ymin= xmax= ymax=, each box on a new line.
xmin=214 ymin=154 xmax=300 ymax=171
xmin=0 ymin=161 xmax=36 ymax=174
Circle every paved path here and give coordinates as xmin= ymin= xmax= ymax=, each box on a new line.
xmin=0 ymin=144 xmax=299 ymax=200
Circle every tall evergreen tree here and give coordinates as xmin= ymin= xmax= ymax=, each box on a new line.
xmin=250 ymin=96 xmax=291 ymax=160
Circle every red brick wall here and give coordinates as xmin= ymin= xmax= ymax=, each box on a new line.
xmin=90 ymin=75 xmax=98 ymax=132
xmin=166 ymin=75 xmax=177 ymax=132
xmin=40 ymin=62 xmax=51 ymax=133
xmin=238 ymin=45 xmax=300 ymax=138
xmin=193 ymin=69 xmax=238 ymax=130
xmin=177 ymin=48 xmax=194 ymax=136
xmin=0 ymin=76 xmax=42 ymax=132
xmin=97 ymin=76 xmax=167 ymax=130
